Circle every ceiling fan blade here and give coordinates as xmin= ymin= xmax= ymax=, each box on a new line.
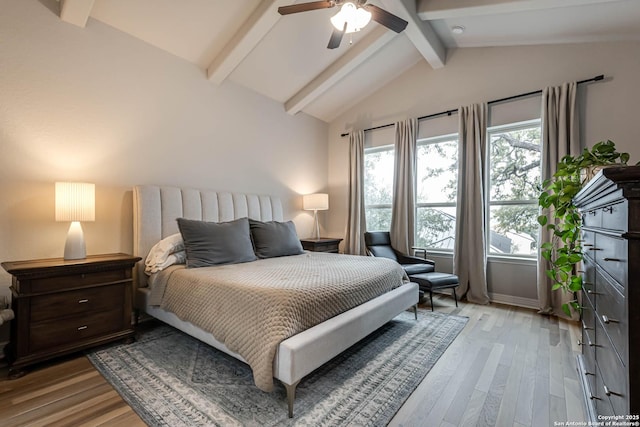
xmin=363 ymin=4 xmax=408 ymax=33
xmin=278 ymin=1 xmax=335 ymax=15
xmin=327 ymin=26 xmax=345 ymax=49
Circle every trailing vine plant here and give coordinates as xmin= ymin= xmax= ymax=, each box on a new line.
xmin=537 ymin=140 xmax=630 ymax=317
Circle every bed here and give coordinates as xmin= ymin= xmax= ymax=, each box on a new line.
xmin=132 ymin=185 xmax=419 ymax=417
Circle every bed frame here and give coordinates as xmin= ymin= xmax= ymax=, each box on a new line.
xmin=132 ymin=185 xmax=419 ymax=417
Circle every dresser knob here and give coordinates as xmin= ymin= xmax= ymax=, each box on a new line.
xmin=602 ymin=315 xmax=619 ymax=324
xmin=78 ymin=299 xmax=89 ymax=304
xmin=603 ymin=257 xmax=621 ymax=262
xmin=77 ymin=325 xmax=88 ymax=331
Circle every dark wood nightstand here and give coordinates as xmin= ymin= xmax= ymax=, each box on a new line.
xmin=300 ymin=238 xmax=343 ymax=253
xmin=1 ymin=253 xmax=141 ymax=378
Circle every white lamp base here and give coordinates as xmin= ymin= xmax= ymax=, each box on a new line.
xmin=64 ymin=221 xmax=87 ymax=260
xmin=312 ymin=209 xmax=320 ymax=240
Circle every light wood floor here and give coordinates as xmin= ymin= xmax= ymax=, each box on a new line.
xmin=0 ymin=296 xmax=585 ymax=427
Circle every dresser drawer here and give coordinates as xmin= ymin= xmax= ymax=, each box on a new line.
xmin=596 ymin=235 xmax=627 ymax=286
xmin=595 ymin=363 xmax=616 ymax=417
xmin=596 ymin=270 xmax=627 ymax=364
xmin=28 ymin=269 xmax=129 ymax=294
xmin=30 ymin=283 xmax=125 ymax=323
xmin=596 ymin=318 xmax=628 ymax=416
xmin=29 ymin=308 xmax=124 ymax=353
xmin=601 ymin=201 xmax=628 ymax=232
xmin=581 ymin=230 xmax=596 ymax=260
xmin=581 ymin=256 xmax=597 ymax=309
xmin=583 ymin=208 xmax=602 ymax=228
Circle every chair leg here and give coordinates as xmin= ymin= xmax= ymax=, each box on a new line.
xmin=453 ymin=289 xmax=458 ymax=307
xmin=429 ymin=291 xmax=434 ymax=311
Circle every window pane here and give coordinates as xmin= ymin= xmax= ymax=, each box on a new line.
xmin=416 ymin=207 xmax=456 ymax=250
xmin=488 ymin=204 xmax=538 ymax=255
xmin=416 ymin=139 xmax=458 ymax=204
xmin=365 ymin=207 xmax=392 ymax=232
xmin=489 ymin=126 xmax=541 ymax=201
xmin=364 ymin=149 xmax=394 ymax=206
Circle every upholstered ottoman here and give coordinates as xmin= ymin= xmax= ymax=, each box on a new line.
xmin=410 ymin=272 xmax=459 ymax=311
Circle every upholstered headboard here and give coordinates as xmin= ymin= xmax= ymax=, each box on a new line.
xmin=133 ymin=185 xmax=284 ymax=287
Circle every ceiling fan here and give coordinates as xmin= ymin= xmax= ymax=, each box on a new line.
xmin=278 ymin=1 xmax=408 ymax=49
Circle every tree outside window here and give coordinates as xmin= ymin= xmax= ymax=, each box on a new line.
xmin=487 ymin=120 xmax=542 ymax=256
xmin=364 ymin=146 xmax=393 ymax=231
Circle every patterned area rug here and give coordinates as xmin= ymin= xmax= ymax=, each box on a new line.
xmin=88 ymin=310 xmax=467 ymax=426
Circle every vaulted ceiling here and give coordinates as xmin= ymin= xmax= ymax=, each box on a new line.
xmin=58 ymin=0 xmax=640 ymax=123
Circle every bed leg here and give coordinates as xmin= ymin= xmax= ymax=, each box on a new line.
xmin=413 ymin=304 xmax=418 ymax=320
xmin=283 ymin=380 xmax=300 ymax=418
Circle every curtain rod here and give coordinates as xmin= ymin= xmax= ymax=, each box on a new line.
xmin=339 ymin=74 xmax=604 ymax=138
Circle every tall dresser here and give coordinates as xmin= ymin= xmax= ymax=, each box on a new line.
xmin=574 ymin=165 xmax=640 ymax=419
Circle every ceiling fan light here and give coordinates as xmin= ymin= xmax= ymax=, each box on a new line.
xmin=330 ymin=2 xmax=370 ymax=34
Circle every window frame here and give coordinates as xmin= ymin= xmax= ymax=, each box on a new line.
xmin=363 ymin=144 xmax=394 ymax=231
xmin=485 ymin=118 xmax=542 ymax=259
xmin=414 ymin=133 xmax=459 ymax=253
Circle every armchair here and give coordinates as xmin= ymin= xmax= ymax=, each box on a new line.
xmin=363 ymin=232 xmax=435 ymax=275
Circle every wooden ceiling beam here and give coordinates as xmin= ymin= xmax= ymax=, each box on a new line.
xmin=207 ymin=0 xmax=292 ymax=85
xmin=284 ymin=26 xmax=396 ymax=115
xmin=417 ymin=0 xmax=626 ymax=20
xmin=59 ymin=0 xmax=95 ymax=28
xmin=380 ymin=0 xmax=446 ymax=69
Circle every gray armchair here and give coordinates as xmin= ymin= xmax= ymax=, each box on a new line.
xmin=364 ymin=231 xmax=435 ymax=276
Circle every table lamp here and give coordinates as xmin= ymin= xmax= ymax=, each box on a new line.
xmin=55 ymin=182 xmax=95 ymax=260
xmin=303 ymin=193 xmax=328 ymax=240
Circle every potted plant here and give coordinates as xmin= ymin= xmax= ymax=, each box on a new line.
xmin=537 ymin=140 xmax=630 ymax=316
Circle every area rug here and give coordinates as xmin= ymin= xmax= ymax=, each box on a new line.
xmin=87 ymin=310 xmax=467 ymax=426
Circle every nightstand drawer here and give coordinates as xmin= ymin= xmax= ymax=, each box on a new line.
xmin=29 ymin=308 xmax=124 ymax=352
xmin=30 ymin=283 xmax=125 ymax=323
xmin=28 ymin=269 xmax=129 ymax=294
xmin=583 ymin=208 xmax=602 ymax=228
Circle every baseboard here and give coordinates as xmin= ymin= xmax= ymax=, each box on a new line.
xmin=488 ymin=292 xmax=538 ymax=310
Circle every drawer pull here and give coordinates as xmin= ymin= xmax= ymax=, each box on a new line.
xmin=603 ymin=206 xmax=614 ymax=213
xmin=586 ymin=289 xmax=600 ymax=295
xmin=602 ymin=315 xmax=619 ymax=324
xmin=589 ymin=394 xmax=601 ymax=401
xmin=582 ymin=244 xmax=594 ymax=247
xmin=603 ymin=257 xmax=621 ymax=262
xmin=577 ymin=339 xmax=583 ymax=346
xmin=588 ymin=247 xmax=601 ymax=251
xmin=77 ymin=325 xmax=88 ymax=331
xmin=588 ymin=340 xmax=599 ymax=347
xmin=589 ymin=211 xmax=597 ymax=216
xmin=78 ymin=299 xmax=89 ymax=304
xmin=604 ymin=385 xmax=623 ymax=397
xmin=585 ymin=371 xmax=595 ymax=376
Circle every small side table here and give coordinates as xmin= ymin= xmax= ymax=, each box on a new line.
xmin=1 ymin=253 xmax=140 ymax=378
xmin=300 ymin=238 xmax=343 ymax=253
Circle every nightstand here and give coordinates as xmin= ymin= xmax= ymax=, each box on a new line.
xmin=300 ymin=238 xmax=343 ymax=253
xmin=1 ymin=253 xmax=141 ymax=378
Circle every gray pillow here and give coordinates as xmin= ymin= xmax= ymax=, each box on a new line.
xmin=249 ymin=219 xmax=304 ymax=259
xmin=177 ymin=217 xmax=257 ymax=268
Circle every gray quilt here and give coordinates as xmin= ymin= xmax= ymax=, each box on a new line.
xmin=148 ymin=252 xmax=408 ymax=391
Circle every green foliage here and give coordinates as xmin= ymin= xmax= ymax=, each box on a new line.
xmin=537 ymin=140 xmax=630 ymax=316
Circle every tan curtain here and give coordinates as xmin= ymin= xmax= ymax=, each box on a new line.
xmin=537 ymin=82 xmax=580 ymax=317
xmin=344 ymin=130 xmax=367 ymax=255
xmin=390 ymin=118 xmax=417 ymax=254
xmin=454 ymin=103 xmax=490 ymax=304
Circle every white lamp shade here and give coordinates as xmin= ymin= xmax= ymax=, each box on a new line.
xmin=303 ymin=193 xmax=329 ymax=211
xmin=55 ymin=182 xmax=95 ymax=222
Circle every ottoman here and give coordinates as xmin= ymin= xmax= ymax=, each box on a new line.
xmin=410 ymin=272 xmax=459 ymax=311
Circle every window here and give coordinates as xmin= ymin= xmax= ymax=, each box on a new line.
xmin=415 ymin=135 xmax=458 ymax=251
xmin=364 ymin=145 xmax=394 ymax=231
xmin=487 ymin=120 xmax=541 ymax=256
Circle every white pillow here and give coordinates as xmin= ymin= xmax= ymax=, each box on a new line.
xmin=144 ymin=233 xmax=186 ymax=275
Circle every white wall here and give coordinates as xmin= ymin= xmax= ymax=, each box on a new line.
xmin=0 ymin=0 xmax=329 ymax=298
xmin=327 ymin=41 xmax=640 ymax=306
